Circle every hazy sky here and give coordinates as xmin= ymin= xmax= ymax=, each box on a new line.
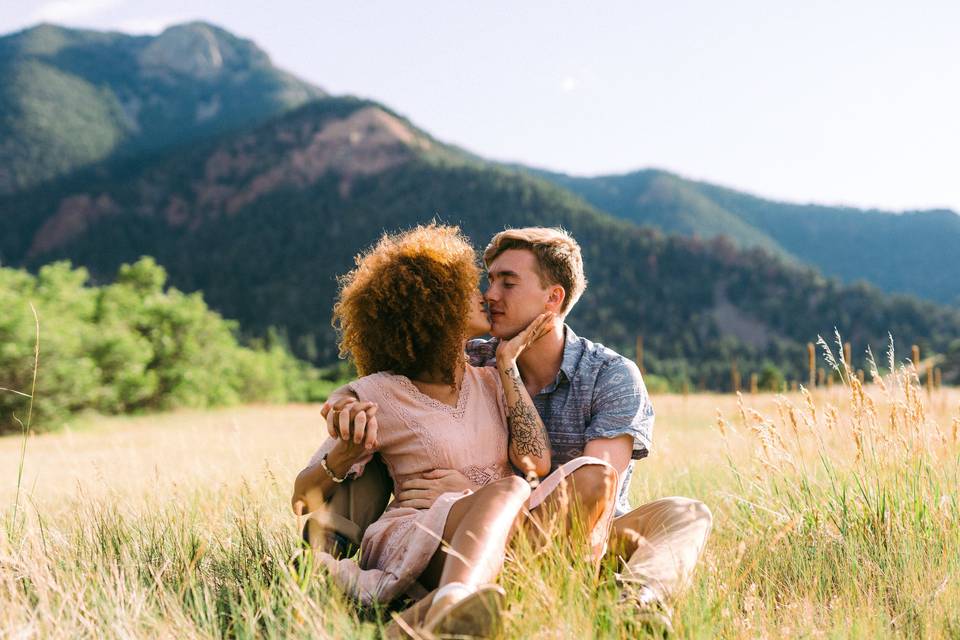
xmin=3 ymin=1 xmax=959 ymax=212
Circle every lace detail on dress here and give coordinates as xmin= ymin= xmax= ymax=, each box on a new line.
xmin=393 ymin=374 xmax=472 ymax=420
xmin=365 ymin=373 xmax=442 ymax=468
xmin=473 ymin=367 xmax=510 ymax=463
xmin=462 ymin=462 xmax=512 ymax=487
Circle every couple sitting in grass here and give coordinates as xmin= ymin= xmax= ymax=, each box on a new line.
xmin=291 ymin=225 xmax=712 ymax=637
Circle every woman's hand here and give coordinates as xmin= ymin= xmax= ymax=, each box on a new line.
xmin=495 ymin=313 xmax=554 ymax=478
xmin=495 ymin=312 xmax=555 ymax=367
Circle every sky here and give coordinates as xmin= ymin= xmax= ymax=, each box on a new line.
xmin=3 ymin=0 xmax=959 ymax=213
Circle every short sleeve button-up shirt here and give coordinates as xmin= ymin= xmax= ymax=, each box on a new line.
xmin=467 ymin=325 xmax=654 ymax=516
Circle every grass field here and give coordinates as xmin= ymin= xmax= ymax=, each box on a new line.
xmin=2 ymin=359 xmax=959 ymax=638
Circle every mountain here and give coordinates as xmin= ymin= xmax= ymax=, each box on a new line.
xmin=0 ymin=25 xmax=960 ymax=388
xmin=537 ymin=169 xmax=960 ymax=306
xmin=3 ymin=92 xmax=959 ymax=389
xmin=0 ymin=22 xmax=324 ymax=194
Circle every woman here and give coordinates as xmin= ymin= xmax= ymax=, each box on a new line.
xmin=293 ymin=224 xmax=554 ymax=636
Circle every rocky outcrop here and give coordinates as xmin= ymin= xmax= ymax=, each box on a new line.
xmin=138 ymin=22 xmax=267 ymax=78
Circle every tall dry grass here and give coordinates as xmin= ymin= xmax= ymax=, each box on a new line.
xmin=2 ymin=335 xmax=959 ymax=638
xmin=696 ymin=334 xmax=960 ymax=638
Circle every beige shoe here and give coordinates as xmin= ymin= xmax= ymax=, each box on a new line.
xmin=421 ymin=584 xmax=506 ymax=639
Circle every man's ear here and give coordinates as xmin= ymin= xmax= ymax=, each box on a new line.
xmin=546 ymin=285 xmax=566 ymax=312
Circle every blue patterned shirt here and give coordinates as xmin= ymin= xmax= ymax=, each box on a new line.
xmin=467 ymin=325 xmax=654 ymax=516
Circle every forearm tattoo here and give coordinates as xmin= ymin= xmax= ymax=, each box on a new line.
xmin=504 ymin=366 xmax=548 ymax=459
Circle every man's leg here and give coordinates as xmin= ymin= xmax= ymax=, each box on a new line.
xmin=529 ymin=464 xmax=617 ymax=534
xmin=607 ymin=497 xmax=713 ymax=603
xmin=525 ymin=460 xmax=619 ymax=568
xmin=302 ymin=454 xmax=392 ymax=557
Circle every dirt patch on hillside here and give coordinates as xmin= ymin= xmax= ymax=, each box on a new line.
xmin=29 ymin=194 xmax=120 ymax=256
xmin=26 ymin=106 xmax=433 ymax=248
xmin=224 ymin=106 xmax=430 ymax=212
xmin=710 ymin=284 xmax=773 ymax=349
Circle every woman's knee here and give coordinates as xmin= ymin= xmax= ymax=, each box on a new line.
xmin=493 ymin=475 xmax=532 ymax=500
xmin=471 ymin=475 xmax=531 ymax=504
xmin=688 ymin=498 xmax=713 ymax=531
xmin=666 ymin=497 xmax=712 ymax=527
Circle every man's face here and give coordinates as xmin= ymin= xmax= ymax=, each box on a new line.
xmin=485 ymin=249 xmax=555 ymax=339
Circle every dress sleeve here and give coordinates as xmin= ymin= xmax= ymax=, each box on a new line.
xmin=491 ymin=367 xmax=508 ymax=428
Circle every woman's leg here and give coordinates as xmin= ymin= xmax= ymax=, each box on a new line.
xmin=418 ymin=476 xmax=530 ymax=619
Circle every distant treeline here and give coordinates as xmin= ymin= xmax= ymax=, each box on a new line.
xmin=0 ymin=258 xmax=335 ymax=434
xmin=3 ymin=255 xmax=959 ymax=434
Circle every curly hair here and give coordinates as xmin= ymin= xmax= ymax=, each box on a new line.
xmin=333 ymin=224 xmax=480 ymax=384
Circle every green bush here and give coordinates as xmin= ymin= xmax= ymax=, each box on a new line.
xmin=0 ymin=257 xmax=323 ymax=434
xmin=641 ymin=373 xmax=672 ymax=394
xmin=757 ymin=361 xmax=785 ymax=391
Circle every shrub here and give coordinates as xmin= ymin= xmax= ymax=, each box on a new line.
xmin=0 ymin=258 xmax=320 ymax=433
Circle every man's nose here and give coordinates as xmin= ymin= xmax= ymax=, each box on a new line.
xmin=484 ymin=286 xmax=499 ymax=302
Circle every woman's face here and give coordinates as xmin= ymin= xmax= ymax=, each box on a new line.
xmin=465 ymin=289 xmax=492 ymax=338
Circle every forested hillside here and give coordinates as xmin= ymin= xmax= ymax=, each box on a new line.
xmin=3 ymin=96 xmax=958 ymax=390
xmin=539 ymin=169 xmax=960 ymax=306
xmin=0 ymin=22 xmax=323 ymax=193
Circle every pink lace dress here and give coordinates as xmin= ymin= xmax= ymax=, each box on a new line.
xmin=311 ymin=365 xmax=513 ymax=604
xmin=310 ymin=365 xmax=618 ymax=605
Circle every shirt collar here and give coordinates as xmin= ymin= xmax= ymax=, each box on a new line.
xmin=558 ymin=324 xmax=584 ymax=382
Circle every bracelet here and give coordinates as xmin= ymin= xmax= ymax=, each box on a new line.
xmin=320 ymin=453 xmax=349 ymax=483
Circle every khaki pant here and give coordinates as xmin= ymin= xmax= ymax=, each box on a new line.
xmin=608 ymin=497 xmax=713 ymax=601
xmin=304 ymin=460 xmax=711 ymax=602
xmin=302 ymin=454 xmax=391 ymax=558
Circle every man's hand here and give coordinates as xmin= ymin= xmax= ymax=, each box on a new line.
xmin=394 ymin=469 xmax=477 ymax=509
xmin=321 ymin=398 xmax=380 ymax=454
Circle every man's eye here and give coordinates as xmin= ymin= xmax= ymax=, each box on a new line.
xmin=503 ymin=283 xmax=515 ymax=289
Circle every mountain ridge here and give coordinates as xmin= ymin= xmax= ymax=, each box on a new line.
xmin=2 ymin=21 xmax=958 ymax=388
xmin=0 ymin=21 xmax=325 ymax=194
xmin=3 ymin=94 xmax=958 ymax=388
xmin=535 ymin=168 xmax=960 ymax=306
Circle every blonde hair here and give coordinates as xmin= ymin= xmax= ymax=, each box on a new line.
xmin=483 ymin=227 xmax=587 ymax=314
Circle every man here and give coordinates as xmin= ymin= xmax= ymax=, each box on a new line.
xmin=294 ymin=227 xmax=712 ymax=635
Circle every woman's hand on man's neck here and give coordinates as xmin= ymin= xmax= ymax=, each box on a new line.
xmin=515 ymin=319 xmax=565 ymax=393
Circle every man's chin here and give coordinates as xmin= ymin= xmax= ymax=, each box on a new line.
xmin=489 ymin=320 xmax=518 ymax=340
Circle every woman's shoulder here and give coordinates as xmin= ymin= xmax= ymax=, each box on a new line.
xmin=348 ymin=371 xmax=406 ymax=400
xmin=466 ymin=361 xmax=493 ymax=377
xmin=466 ymin=363 xmax=503 ymax=395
